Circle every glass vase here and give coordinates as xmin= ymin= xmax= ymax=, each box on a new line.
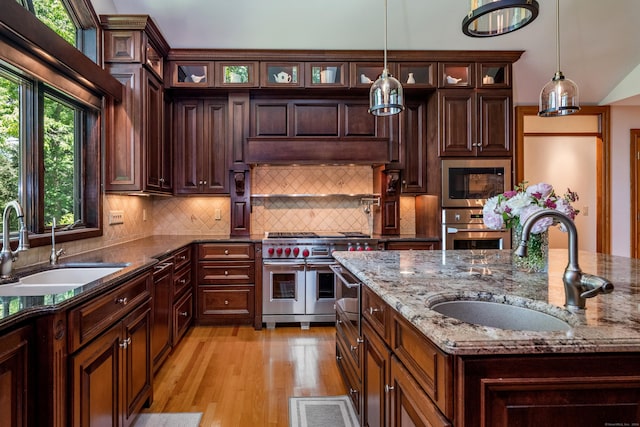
xmin=512 ymin=225 xmax=549 ymax=273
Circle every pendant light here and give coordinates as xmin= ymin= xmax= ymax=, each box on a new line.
xmin=369 ymin=0 xmax=404 ymax=116
xmin=462 ymin=0 xmax=539 ymax=37
xmin=538 ymin=0 xmax=579 ymax=117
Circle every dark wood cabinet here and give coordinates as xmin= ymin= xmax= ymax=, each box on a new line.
xmin=68 ymin=272 xmax=153 ymax=427
xmin=174 ymin=99 xmax=229 ymax=194
xmin=399 ymin=100 xmax=428 ymax=194
xmin=196 ymin=243 xmax=256 ymax=325
xmin=69 ymin=299 xmax=152 ymax=427
xmin=0 ymin=324 xmax=32 ymax=427
xmin=151 ymin=261 xmax=173 ymax=373
xmin=438 ymin=89 xmax=511 ymax=157
xmin=103 ymin=15 xmax=171 ymax=194
xmin=362 ymin=320 xmax=391 ymax=427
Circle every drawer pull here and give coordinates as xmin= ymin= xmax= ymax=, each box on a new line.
xmin=369 ymin=307 xmax=382 ymax=315
xmin=119 ymin=337 xmax=131 ymax=349
xmin=116 ymin=297 xmax=128 ymax=305
xmin=356 ymin=337 xmax=364 ymax=344
xmin=179 ymin=255 xmax=186 ymax=261
xmin=224 ymin=249 xmax=229 ymax=255
xmin=385 ymin=384 xmax=395 ymax=393
xmin=224 ymin=270 xmax=229 ymax=276
xmin=336 ymin=319 xmax=343 ymax=325
xmin=349 ymin=388 xmax=357 ymax=395
xmin=179 ymin=279 xmax=187 ymax=284
xmin=224 ymin=300 xmax=229 ymax=305
xmin=350 ymin=344 xmax=358 ymax=352
xmin=336 ymin=355 xmax=343 ymax=361
xmin=179 ymin=311 xmax=189 ymax=317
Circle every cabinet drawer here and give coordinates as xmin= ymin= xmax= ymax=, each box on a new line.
xmin=362 ymin=286 xmax=389 ymax=342
xmin=172 ymin=290 xmax=193 ymax=345
xmin=173 ymin=245 xmax=192 ymax=271
xmin=336 ymin=308 xmax=361 ymax=377
xmin=198 ymin=262 xmax=255 ymax=284
xmin=198 ymin=243 xmax=254 ymax=260
xmin=391 ymin=311 xmax=453 ymax=419
xmin=68 ymin=272 xmax=152 ymax=352
xmin=197 ymin=286 xmax=254 ymax=322
xmin=173 ymin=262 xmax=192 ymax=298
xmin=336 ymin=341 xmax=361 ymax=416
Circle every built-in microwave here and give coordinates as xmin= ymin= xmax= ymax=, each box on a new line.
xmin=441 ymin=158 xmax=512 ymax=208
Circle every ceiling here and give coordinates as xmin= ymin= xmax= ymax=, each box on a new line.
xmin=90 ymin=0 xmax=640 ymax=107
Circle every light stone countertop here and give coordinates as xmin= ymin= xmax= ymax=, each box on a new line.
xmin=331 ymin=249 xmax=640 ymax=355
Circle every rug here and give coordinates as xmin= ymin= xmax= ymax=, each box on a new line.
xmin=133 ymin=412 xmax=202 ymax=427
xmin=289 ymin=395 xmax=359 ymax=427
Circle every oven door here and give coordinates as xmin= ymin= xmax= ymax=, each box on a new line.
xmin=444 ymin=226 xmax=511 ymax=250
xmin=305 ymin=261 xmax=338 ymax=315
xmin=262 ymin=261 xmax=306 ymax=315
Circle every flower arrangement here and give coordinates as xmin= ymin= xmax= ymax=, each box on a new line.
xmin=482 ymin=181 xmax=579 ymax=272
xmin=482 ymin=181 xmax=579 ymax=233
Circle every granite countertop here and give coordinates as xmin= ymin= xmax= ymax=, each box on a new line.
xmin=0 ymin=234 xmax=258 ymax=330
xmin=332 ymin=249 xmax=640 ymax=356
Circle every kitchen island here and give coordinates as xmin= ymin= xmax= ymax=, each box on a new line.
xmin=332 ymin=249 xmax=640 ymax=427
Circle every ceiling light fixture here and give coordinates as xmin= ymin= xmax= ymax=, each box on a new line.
xmin=369 ymin=0 xmax=404 ymax=116
xmin=538 ymin=0 xmax=579 ymax=117
xmin=462 ymin=0 xmax=539 ymax=37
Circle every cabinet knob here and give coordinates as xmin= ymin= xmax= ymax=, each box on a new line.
xmin=116 ymin=297 xmax=128 ymax=305
xmin=336 ymin=319 xmax=343 ymax=325
xmin=119 ymin=337 xmax=131 ymax=348
xmin=224 ymin=270 xmax=229 ymax=276
xmin=369 ymin=307 xmax=382 ymax=315
xmin=224 ymin=249 xmax=229 ymax=255
xmin=336 ymin=355 xmax=343 ymax=361
xmin=350 ymin=344 xmax=358 ymax=352
xmin=179 ymin=279 xmax=187 ymax=284
xmin=179 ymin=255 xmax=186 ymax=261
xmin=385 ymin=384 xmax=395 ymax=393
xmin=224 ymin=300 xmax=229 ymax=305
xmin=349 ymin=388 xmax=357 ymax=395
xmin=199 ymin=180 xmax=203 ymax=185
xmin=180 ymin=311 xmax=189 ymax=317
xmin=159 ymin=177 xmax=165 ymax=183
xmin=203 ymin=181 xmax=207 ymax=185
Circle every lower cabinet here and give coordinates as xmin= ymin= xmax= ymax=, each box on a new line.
xmin=68 ymin=273 xmax=153 ymax=427
xmin=151 ymin=261 xmax=173 ymax=373
xmin=0 ymin=324 xmax=32 ymax=427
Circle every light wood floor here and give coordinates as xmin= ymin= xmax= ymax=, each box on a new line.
xmin=144 ymin=325 xmax=347 ymax=426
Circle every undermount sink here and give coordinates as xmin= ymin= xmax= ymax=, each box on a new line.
xmin=0 ymin=266 xmax=125 ymax=296
xmin=430 ymin=300 xmax=572 ymax=332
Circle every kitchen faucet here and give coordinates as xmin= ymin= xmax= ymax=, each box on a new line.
xmin=515 ymin=210 xmax=613 ymax=310
xmin=49 ymin=217 xmax=65 ymax=265
xmin=1 ymin=200 xmax=30 ymax=278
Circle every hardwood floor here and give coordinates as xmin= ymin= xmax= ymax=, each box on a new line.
xmin=144 ymin=325 xmax=347 ymax=426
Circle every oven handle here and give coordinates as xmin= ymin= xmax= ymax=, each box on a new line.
xmin=329 ymin=264 xmax=361 ymax=289
xmin=263 ymin=261 xmax=305 ymax=270
xmin=445 ymin=227 xmax=510 ymax=234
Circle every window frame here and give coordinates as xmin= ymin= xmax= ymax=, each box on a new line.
xmin=0 ymin=0 xmax=112 ymax=248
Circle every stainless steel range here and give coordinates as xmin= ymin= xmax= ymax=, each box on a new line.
xmin=262 ymin=232 xmax=378 ymax=329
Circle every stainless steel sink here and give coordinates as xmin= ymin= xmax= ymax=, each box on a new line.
xmin=430 ymin=300 xmax=571 ymax=332
xmin=0 ymin=266 xmax=124 ymax=296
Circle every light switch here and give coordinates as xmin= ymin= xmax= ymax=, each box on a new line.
xmin=109 ymin=210 xmax=124 ymax=225
xmin=215 ymin=208 xmax=221 ymax=220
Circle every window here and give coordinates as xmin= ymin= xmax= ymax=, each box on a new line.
xmin=0 ymin=62 xmax=101 ymax=244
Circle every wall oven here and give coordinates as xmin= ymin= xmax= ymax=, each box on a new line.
xmin=442 ymin=208 xmax=511 ymax=250
xmin=441 ymin=158 xmax=512 ymax=208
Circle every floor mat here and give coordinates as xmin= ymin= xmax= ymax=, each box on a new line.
xmin=289 ymin=395 xmax=358 ymax=427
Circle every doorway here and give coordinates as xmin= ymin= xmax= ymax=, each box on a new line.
xmin=630 ymin=129 xmax=640 ymax=258
xmin=515 ymin=106 xmax=611 ymax=254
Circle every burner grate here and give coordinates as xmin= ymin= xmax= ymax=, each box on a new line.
xmin=267 ymin=232 xmax=319 ymax=238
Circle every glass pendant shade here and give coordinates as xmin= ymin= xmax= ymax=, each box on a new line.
xmin=539 ymin=71 xmax=579 ymax=117
xmin=462 ymin=0 xmax=539 ymax=37
xmin=369 ymin=69 xmax=404 ymax=116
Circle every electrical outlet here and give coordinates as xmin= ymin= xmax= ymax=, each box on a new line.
xmin=143 ymin=209 xmax=147 ymax=221
xmin=109 ymin=210 xmax=124 ymax=225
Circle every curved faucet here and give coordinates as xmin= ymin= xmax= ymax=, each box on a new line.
xmin=515 ymin=210 xmax=613 ymax=310
xmin=49 ymin=217 xmax=65 ymax=265
xmin=1 ymin=200 xmax=30 ymax=278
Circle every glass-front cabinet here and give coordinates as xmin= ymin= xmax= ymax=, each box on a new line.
xmin=305 ymin=62 xmax=347 ymax=87
xmin=216 ymin=62 xmax=258 ymax=87
xmin=439 ymin=62 xmax=474 ymax=88
xmin=397 ymin=62 xmax=436 ymax=88
xmin=350 ymin=62 xmax=390 ymax=88
xmin=261 ymin=62 xmax=304 ymax=87
xmin=478 ymin=62 xmax=511 ymax=88
xmin=172 ymin=61 xmax=212 ymax=86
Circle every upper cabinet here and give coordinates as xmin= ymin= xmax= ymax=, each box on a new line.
xmin=102 ymin=15 xmax=172 ymax=194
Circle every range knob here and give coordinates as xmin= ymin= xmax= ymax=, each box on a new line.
xmin=365 ymin=244 xmax=373 ymax=251
xmin=293 ymin=247 xmax=300 ymax=257
xmin=348 ymin=244 xmax=355 ymax=252
xmin=284 ymin=247 xmax=292 ymax=256
xmin=267 ymin=247 xmax=275 ymax=256
xmin=302 ymin=249 xmax=310 ymax=258
xmin=356 ymin=245 xmax=364 ymax=251
xmin=276 ymin=247 xmax=283 ymax=256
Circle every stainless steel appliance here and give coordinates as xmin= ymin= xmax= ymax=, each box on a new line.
xmin=442 ymin=208 xmax=511 ymax=250
xmin=441 ymin=158 xmax=512 ymax=208
xmin=262 ymin=232 xmax=378 ymax=329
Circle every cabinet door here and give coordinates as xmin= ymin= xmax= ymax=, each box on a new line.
xmin=477 ymin=90 xmax=511 ymax=156
xmin=362 ymin=320 xmax=390 ymax=427
xmin=70 ymin=323 xmax=122 ymax=427
xmin=438 ymin=90 xmax=475 ymax=157
xmin=144 ymin=72 xmax=169 ymax=192
xmin=151 ymin=262 xmax=173 ymax=372
xmin=400 ymin=101 xmax=427 ymax=194
xmin=0 ymin=325 xmax=31 ymax=427
xmin=389 ymin=356 xmax=451 ymax=427
xmin=174 ymin=100 xmax=201 ymax=194
xmin=202 ymin=100 xmax=228 ymax=193
xmin=121 ymin=301 xmax=152 ymax=427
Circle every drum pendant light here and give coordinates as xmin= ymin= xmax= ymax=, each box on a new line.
xmin=369 ymin=0 xmax=404 ymax=116
xmin=538 ymin=0 xmax=579 ymax=117
xmin=462 ymin=0 xmax=539 ymax=37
